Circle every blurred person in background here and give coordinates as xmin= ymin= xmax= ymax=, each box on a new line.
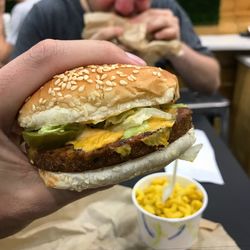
xmin=0 ymin=0 xmax=40 ymax=65
xmin=12 ymin=0 xmax=220 ymax=93
xmin=0 ymin=0 xmax=11 ymax=66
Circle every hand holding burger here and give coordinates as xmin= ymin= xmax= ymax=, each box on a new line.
xmin=0 ymin=39 xmax=146 ymax=238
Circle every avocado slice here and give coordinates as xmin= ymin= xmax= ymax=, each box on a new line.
xmin=23 ymin=123 xmax=84 ymax=149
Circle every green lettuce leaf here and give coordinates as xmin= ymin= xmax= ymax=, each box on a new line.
xmin=111 ymin=108 xmax=174 ymax=132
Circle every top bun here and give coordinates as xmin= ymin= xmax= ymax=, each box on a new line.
xmin=18 ymin=64 xmax=179 ymax=129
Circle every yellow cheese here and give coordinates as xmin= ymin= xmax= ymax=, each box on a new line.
xmin=70 ymin=118 xmax=175 ymax=152
xmin=70 ymin=129 xmax=123 ymax=152
xmin=147 ymin=118 xmax=175 ymax=131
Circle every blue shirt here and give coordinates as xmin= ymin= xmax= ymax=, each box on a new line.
xmin=12 ymin=0 xmax=212 ymax=63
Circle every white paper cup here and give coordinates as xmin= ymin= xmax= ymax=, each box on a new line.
xmin=132 ymin=173 xmax=208 ymax=250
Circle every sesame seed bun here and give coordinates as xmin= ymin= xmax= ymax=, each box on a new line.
xmin=18 ymin=64 xmax=179 ymax=129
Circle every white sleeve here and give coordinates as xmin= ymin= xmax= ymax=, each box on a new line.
xmin=6 ymin=2 xmax=37 ymax=45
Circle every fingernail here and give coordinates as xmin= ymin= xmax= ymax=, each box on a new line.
xmin=125 ymin=52 xmax=146 ymax=65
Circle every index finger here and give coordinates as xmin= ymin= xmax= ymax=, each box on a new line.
xmin=0 ymin=39 xmax=145 ymax=131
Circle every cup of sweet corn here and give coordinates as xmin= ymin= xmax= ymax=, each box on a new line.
xmin=132 ymin=172 xmax=208 ymax=250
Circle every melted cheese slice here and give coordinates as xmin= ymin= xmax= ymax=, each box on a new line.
xmin=71 ymin=129 xmax=124 ymax=152
xmin=70 ymin=118 xmax=175 ymax=152
xmin=147 ymin=118 xmax=174 ymax=132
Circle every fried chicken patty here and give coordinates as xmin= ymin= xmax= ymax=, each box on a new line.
xmin=28 ymin=108 xmax=192 ymax=172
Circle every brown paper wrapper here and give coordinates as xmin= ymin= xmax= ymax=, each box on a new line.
xmin=83 ymin=12 xmax=182 ymax=66
xmin=0 ymin=185 xmax=239 ymax=250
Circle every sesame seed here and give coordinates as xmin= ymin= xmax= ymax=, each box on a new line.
xmin=104 ymin=87 xmax=113 ymax=92
xmin=78 ymin=86 xmax=85 ymax=92
xmin=61 ymin=83 xmax=67 ymax=90
xmin=57 ymin=74 xmax=65 ymax=78
xmin=39 ymin=98 xmax=43 ymax=104
xmin=57 ymin=92 xmax=63 ymax=97
xmin=53 ymin=87 xmax=61 ymax=91
xmin=87 ymin=79 xmax=93 ymax=84
xmin=66 ymin=82 xmax=72 ymax=89
xmin=131 ymin=75 xmax=137 ymax=80
xmin=83 ymin=69 xmax=89 ymax=74
xmin=42 ymin=99 xmax=47 ymax=104
xmin=63 ymin=76 xmax=68 ymax=82
xmin=96 ymin=79 xmax=103 ymax=85
xmin=127 ymin=75 xmax=134 ymax=81
xmin=65 ymin=94 xmax=72 ymax=98
xmin=103 ymin=67 xmax=111 ymax=72
xmin=111 ymin=76 xmax=116 ymax=81
xmin=83 ymin=75 xmax=89 ymax=80
xmin=91 ymin=69 xmax=96 ymax=73
xmin=101 ymin=74 xmax=108 ymax=80
xmin=96 ymin=75 xmax=100 ymax=80
xmin=71 ymin=85 xmax=78 ymax=91
xmin=32 ymin=104 xmax=36 ymax=111
xmin=96 ymin=84 xmax=100 ymax=89
xmin=54 ymin=78 xmax=61 ymax=85
xmin=97 ymin=67 xmax=103 ymax=74
xmin=51 ymin=91 xmax=56 ymax=96
xmin=77 ymin=76 xmax=84 ymax=81
xmin=119 ymin=80 xmax=128 ymax=86
xmin=48 ymin=88 xmax=52 ymax=94
xmin=119 ymin=73 xmax=127 ymax=77
xmin=106 ymin=80 xmax=113 ymax=86
xmin=71 ymin=81 xmax=77 ymax=85
xmin=133 ymin=70 xmax=139 ymax=74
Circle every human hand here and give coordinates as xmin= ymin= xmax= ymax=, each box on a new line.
xmin=131 ymin=9 xmax=180 ymax=41
xmin=89 ymin=26 xmax=124 ymax=40
xmin=0 ymin=39 xmax=145 ymax=238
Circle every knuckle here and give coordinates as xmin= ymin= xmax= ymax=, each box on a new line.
xmin=25 ymin=39 xmax=62 ymax=65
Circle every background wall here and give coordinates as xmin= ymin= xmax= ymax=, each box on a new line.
xmin=194 ymin=0 xmax=250 ymax=34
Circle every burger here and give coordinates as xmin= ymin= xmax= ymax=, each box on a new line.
xmin=18 ymin=64 xmax=195 ymax=191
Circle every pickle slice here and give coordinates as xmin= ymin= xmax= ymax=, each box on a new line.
xmin=23 ymin=123 xmax=84 ymax=149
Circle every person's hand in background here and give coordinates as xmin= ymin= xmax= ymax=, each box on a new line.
xmin=0 ymin=39 xmax=145 ymax=239
xmin=131 ymin=9 xmax=180 ymax=41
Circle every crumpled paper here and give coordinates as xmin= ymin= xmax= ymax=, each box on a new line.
xmin=0 ymin=185 xmax=239 ymax=250
xmin=83 ymin=12 xmax=182 ymax=66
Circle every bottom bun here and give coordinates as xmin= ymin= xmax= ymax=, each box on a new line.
xmin=39 ymin=128 xmax=195 ymax=192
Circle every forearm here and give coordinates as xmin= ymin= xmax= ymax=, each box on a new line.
xmin=169 ymin=43 xmax=220 ymax=93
